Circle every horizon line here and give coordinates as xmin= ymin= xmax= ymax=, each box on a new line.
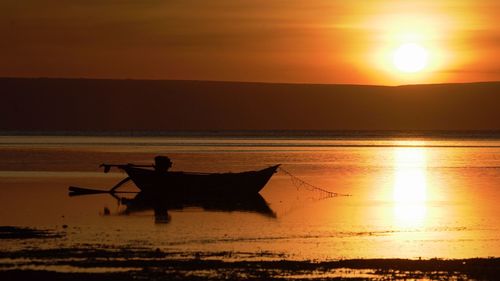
xmin=1 ymin=76 xmax=499 ymax=88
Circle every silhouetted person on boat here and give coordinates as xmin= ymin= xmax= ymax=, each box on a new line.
xmin=154 ymin=156 xmax=172 ymax=173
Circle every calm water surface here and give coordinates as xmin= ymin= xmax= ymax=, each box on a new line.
xmin=1 ymin=136 xmax=499 ymax=260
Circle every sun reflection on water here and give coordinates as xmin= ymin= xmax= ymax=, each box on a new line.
xmin=393 ymin=148 xmax=428 ymax=228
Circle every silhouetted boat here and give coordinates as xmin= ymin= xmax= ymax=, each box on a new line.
xmin=69 ymin=156 xmax=280 ymax=197
xmin=69 ymin=157 xmax=280 ymax=223
xmin=122 ymin=164 xmax=280 ymax=195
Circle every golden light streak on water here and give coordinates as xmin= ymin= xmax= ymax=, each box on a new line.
xmin=392 ymin=147 xmax=427 ymax=228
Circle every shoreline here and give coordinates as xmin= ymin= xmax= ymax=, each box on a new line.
xmin=1 ymin=245 xmax=499 ymax=280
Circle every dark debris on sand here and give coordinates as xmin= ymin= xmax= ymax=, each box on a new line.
xmin=0 ymin=226 xmax=63 ymax=239
xmin=1 ymin=246 xmax=500 ymax=280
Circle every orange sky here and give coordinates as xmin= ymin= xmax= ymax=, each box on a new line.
xmin=1 ymin=0 xmax=499 ymax=85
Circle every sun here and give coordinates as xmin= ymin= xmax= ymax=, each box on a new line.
xmin=392 ymin=43 xmax=429 ymax=73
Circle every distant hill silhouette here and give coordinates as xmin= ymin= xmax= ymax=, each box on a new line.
xmin=1 ymin=78 xmax=500 ymax=132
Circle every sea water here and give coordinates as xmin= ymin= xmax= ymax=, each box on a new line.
xmin=0 ymin=134 xmax=499 ymax=260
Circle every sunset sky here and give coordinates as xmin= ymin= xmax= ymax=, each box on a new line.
xmin=1 ymin=0 xmax=499 ymax=85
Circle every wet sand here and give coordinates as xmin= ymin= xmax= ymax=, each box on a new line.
xmin=1 ymin=227 xmax=499 ymax=280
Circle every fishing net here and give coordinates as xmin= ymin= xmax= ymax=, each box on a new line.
xmin=274 ymin=167 xmax=351 ymax=217
xmin=278 ymin=166 xmax=350 ymax=198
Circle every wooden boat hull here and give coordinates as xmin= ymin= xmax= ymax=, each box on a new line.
xmin=123 ymin=165 xmax=280 ymax=195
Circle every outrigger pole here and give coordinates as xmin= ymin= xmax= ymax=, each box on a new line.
xmin=109 ymin=177 xmax=131 ymax=192
xmin=68 ymin=164 xmax=144 ymax=197
xmin=99 ymin=163 xmax=153 ymax=173
xmin=68 ymin=178 xmax=138 ymax=196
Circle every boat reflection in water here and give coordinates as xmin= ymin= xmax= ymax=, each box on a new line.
xmin=119 ymin=192 xmax=276 ymax=224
